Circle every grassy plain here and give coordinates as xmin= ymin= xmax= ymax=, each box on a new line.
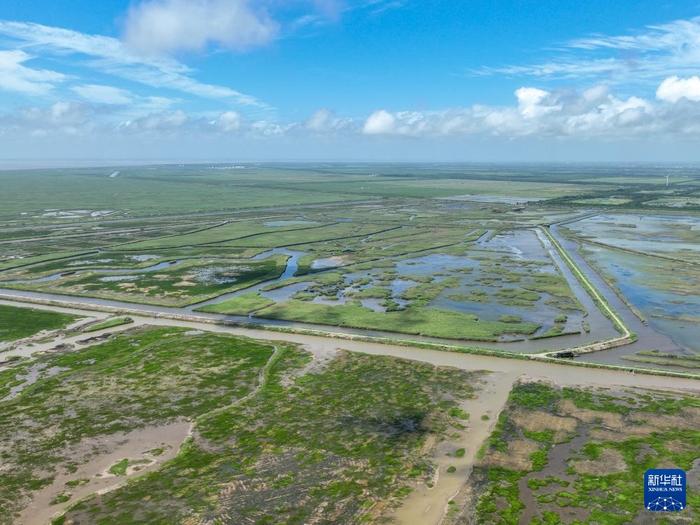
xmin=0 ymin=323 xmax=483 ymax=524
xmin=3 ymin=164 xmax=700 ymax=523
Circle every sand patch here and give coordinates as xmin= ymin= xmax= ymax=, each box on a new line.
xmin=570 ymin=448 xmax=626 ymax=476
xmin=174 ymin=280 xmax=197 ymax=287
xmin=629 ymin=408 xmax=700 ymax=432
xmin=483 ymin=439 xmax=540 ymax=472
xmin=511 ymin=409 xmax=577 ymax=442
xmin=588 ymin=428 xmax=620 ymax=442
xmin=558 ymin=399 xmax=625 ymax=429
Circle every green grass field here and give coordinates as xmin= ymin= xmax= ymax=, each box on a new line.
xmin=0 ymin=304 xmax=78 ymax=342
xmin=255 ymin=300 xmax=539 ymax=341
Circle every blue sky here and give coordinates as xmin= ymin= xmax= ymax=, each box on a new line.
xmin=2 ymin=0 xmax=700 ymax=162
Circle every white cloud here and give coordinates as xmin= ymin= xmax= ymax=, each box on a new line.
xmin=5 ymin=79 xmax=700 ymax=144
xmin=0 ymin=101 xmax=96 ymax=138
xmin=0 ymin=21 xmax=269 ymax=109
xmin=363 ymin=109 xmax=396 ymax=134
xmin=306 ymin=108 xmax=333 ymax=131
xmin=250 ymin=120 xmax=295 ymax=137
xmin=0 ymin=50 xmax=65 ymax=95
xmin=124 ymin=0 xmax=278 ymax=55
xmin=212 ymin=111 xmax=241 ymax=132
xmin=358 ymin=86 xmax=667 ymax=139
xmin=515 ymin=87 xmax=561 ymax=118
xmin=657 ymin=76 xmax=700 ymax=103
xmin=72 ymin=84 xmax=133 ymax=105
xmin=119 ymin=110 xmax=189 ymax=133
xmin=305 ymin=108 xmax=354 ymax=133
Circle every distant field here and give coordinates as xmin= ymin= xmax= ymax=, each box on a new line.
xmin=262 ymin=178 xmax=599 ymax=199
xmin=579 ymin=176 xmax=698 ymax=185
xmin=0 ymin=167 xmax=365 ymax=218
xmin=0 ymin=304 xmax=77 ymax=342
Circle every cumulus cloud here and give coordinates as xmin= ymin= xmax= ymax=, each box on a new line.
xmin=363 ymin=110 xmax=396 ymax=134
xmin=212 ymin=111 xmax=241 ymax=132
xmin=0 ymin=50 xmax=65 ymax=95
xmin=124 ymin=0 xmax=278 ymax=55
xmin=305 ymin=108 xmax=353 ymax=133
xmin=515 ymin=87 xmax=561 ymax=118
xmin=6 ymin=77 xmax=700 ymax=144
xmin=360 ymin=85 xmax=670 ymax=139
xmin=0 ymin=101 xmax=96 ymax=138
xmin=72 ymin=84 xmax=133 ymax=105
xmin=657 ymin=76 xmax=700 ymax=103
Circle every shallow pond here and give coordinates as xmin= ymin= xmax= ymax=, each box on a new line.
xmin=568 ymin=214 xmax=700 ymax=259
xmin=583 ymin=245 xmax=700 ymax=352
xmin=264 ymin=220 xmax=319 ymax=227
xmin=396 ymin=254 xmax=478 ymax=276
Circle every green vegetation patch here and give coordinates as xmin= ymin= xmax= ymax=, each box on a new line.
xmin=0 ymin=304 xmax=78 ymax=342
xmin=467 ymin=381 xmax=700 ymax=525
xmin=63 ymin=349 xmax=482 ymax=524
xmin=255 ymin=300 xmax=539 ymax=341
xmin=198 ymin=292 xmax=275 ymax=315
xmin=82 ymin=317 xmax=133 ymax=333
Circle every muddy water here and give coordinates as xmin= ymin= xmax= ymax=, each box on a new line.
xmin=536 ymin=229 xmax=618 ymax=344
xmin=2 ymin=363 xmax=66 ymax=401
xmin=0 ymin=285 xmax=617 ymax=354
xmin=517 ymin=432 xmax=589 ymax=524
xmin=391 ymin=371 xmax=517 ymax=525
xmin=0 ymin=219 xmax=695 ymax=368
xmin=3 ymin=298 xmax=699 ymax=395
xmin=2 ymin=299 xmax=698 ymax=525
xmin=2 ymin=293 xmax=698 ymax=525
xmin=432 ymin=230 xmax=587 ymax=336
xmin=0 ymin=301 xmax=136 ymax=368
